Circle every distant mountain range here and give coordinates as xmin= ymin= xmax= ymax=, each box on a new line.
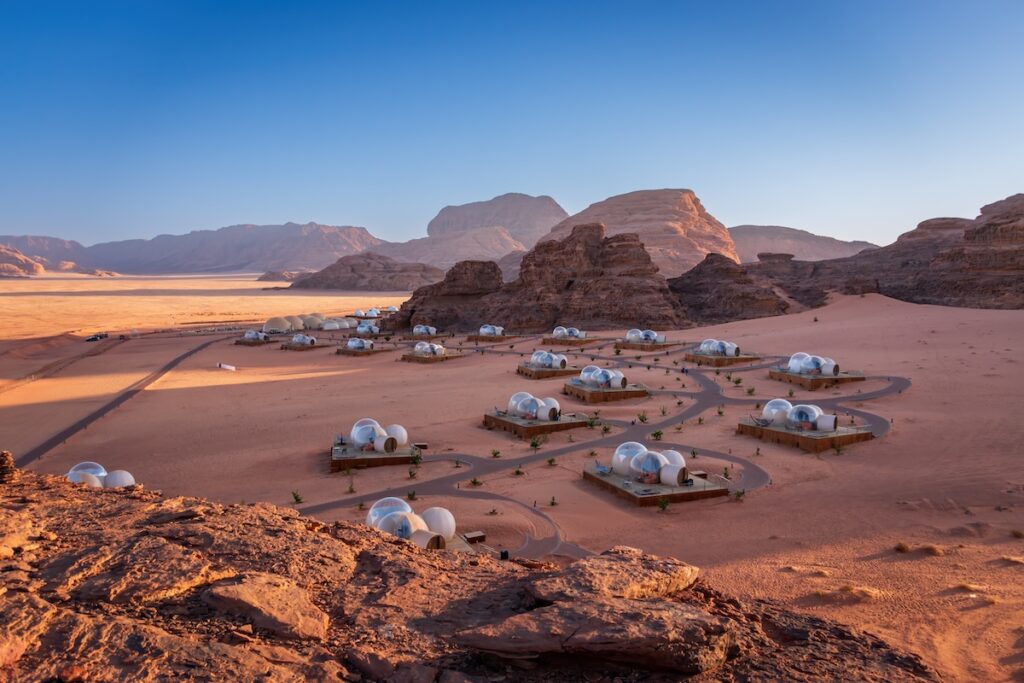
xmin=1 ymin=191 xmax=884 ymax=277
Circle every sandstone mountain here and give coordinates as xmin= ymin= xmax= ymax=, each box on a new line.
xmin=668 ymin=253 xmax=792 ymax=324
xmin=81 ymin=222 xmax=384 ymax=274
xmin=729 ymin=225 xmax=877 ymax=262
xmin=391 ymin=223 xmax=686 ymax=332
xmin=372 ymin=225 xmax=526 ymax=271
xmin=540 ymin=189 xmax=738 ymax=278
xmin=426 ymin=192 xmax=568 ymax=247
xmin=668 ymin=193 xmax=1024 ymax=322
xmin=0 ymin=245 xmax=46 ymax=277
xmin=494 ymin=248 xmax=526 ymax=280
xmin=0 ymin=469 xmax=938 ymax=681
xmin=291 ymin=253 xmax=444 ymax=291
xmin=0 ymin=235 xmax=89 ymax=265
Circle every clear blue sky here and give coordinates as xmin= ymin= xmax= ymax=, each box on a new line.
xmin=1 ymin=1 xmax=1021 ymax=246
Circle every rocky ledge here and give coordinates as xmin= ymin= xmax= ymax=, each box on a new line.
xmin=0 ymin=470 xmax=938 ymax=682
xmin=291 ymin=253 xmax=444 ymax=291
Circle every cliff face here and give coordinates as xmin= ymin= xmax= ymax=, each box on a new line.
xmin=668 ymin=253 xmax=792 ymax=323
xmin=290 ymin=253 xmax=444 ymax=291
xmin=426 ymin=192 xmax=568 ymax=247
xmin=0 ymin=470 xmax=938 ymax=681
xmin=541 ymin=189 xmax=738 ymax=278
xmin=392 ymin=223 xmax=686 ymax=332
xmin=729 ymin=225 xmax=877 ymax=262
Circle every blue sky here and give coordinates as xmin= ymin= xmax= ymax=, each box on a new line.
xmin=1 ymin=1 xmax=1021 ymax=246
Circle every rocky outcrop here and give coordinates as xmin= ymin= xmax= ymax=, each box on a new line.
xmin=670 ymin=193 xmax=1024 ymax=322
xmin=372 ymin=225 xmax=526 ymax=271
xmin=668 ymin=253 xmax=792 ymax=323
xmin=0 ymin=469 xmax=938 ymax=681
xmin=540 ymin=189 xmax=738 ymax=277
xmin=84 ymin=222 xmax=385 ymax=274
xmin=256 ymin=270 xmax=306 ymax=282
xmin=427 ymin=192 xmax=568 ymax=247
xmin=494 ymin=248 xmax=526 ymax=281
xmin=290 ymin=252 xmax=444 ymax=291
xmin=730 ymin=225 xmax=877 ymax=262
xmin=392 ymin=224 xmax=686 ymax=332
xmin=0 ymin=235 xmax=89 ymax=265
xmin=0 ymin=246 xmax=45 ymax=277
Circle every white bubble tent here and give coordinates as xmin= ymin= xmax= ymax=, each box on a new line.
xmin=477 ymin=324 xmax=505 ymax=337
xmin=365 ymin=497 xmax=456 ymax=549
xmin=697 ymin=339 xmax=740 ymax=357
xmin=624 ymin=328 xmax=666 ymax=344
xmin=264 ymin=314 xmax=362 ymax=334
xmin=412 ymin=324 xmax=438 ymax=336
xmin=784 ymin=352 xmax=840 ymax=376
xmin=551 ymin=326 xmax=586 ymax=339
xmin=759 ymin=399 xmax=838 ymax=432
xmin=66 ymin=461 xmax=137 ymax=489
xmin=526 ymin=350 xmax=569 ymax=369
xmin=346 ymin=338 xmax=375 ymax=351
xmin=502 ymin=391 xmax=562 ymax=421
xmin=411 ymin=341 xmax=447 ymax=357
xmin=608 ymin=442 xmax=690 ymax=486
xmin=340 ymin=417 xmax=411 ymax=454
xmin=573 ymin=365 xmax=628 ymax=390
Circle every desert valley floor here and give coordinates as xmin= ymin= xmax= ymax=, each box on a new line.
xmin=1 ymin=274 xmax=1023 ymax=682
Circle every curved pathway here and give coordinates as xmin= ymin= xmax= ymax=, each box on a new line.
xmin=303 ymin=335 xmax=910 ymax=559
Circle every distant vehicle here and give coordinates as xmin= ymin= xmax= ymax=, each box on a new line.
xmin=84 ymin=333 xmax=109 ymax=342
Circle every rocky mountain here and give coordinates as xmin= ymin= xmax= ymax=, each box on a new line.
xmin=81 ymin=222 xmax=384 ymax=274
xmin=0 ymin=245 xmax=46 ymax=277
xmin=668 ymin=253 xmax=792 ymax=323
xmin=426 ymin=192 xmax=568 ymax=247
xmin=372 ymin=226 xmax=526 ymax=271
xmin=669 ymin=193 xmax=1024 ymax=321
xmin=290 ymin=253 xmax=444 ymax=291
xmin=391 ymin=223 xmax=686 ymax=332
xmin=0 ymin=235 xmax=89 ymax=265
xmin=729 ymin=225 xmax=877 ymax=262
xmin=495 ymin=248 xmax=526 ymax=280
xmin=540 ymin=189 xmax=738 ymax=278
xmin=0 ymin=467 xmax=937 ymax=681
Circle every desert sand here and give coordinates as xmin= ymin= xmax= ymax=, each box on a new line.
xmin=1 ymin=275 xmax=1022 ymax=681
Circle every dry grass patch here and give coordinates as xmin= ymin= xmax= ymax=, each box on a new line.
xmin=921 ymin=544 xmax=945 ymax=556
xmin=814 ymin=584 xmax=881 ymax=603
xmin=954 ymin=583 xmax=985 ymax=592
xmin=893 ymin=542 xmax=910 ymax=553
xmin=1001 ymin=555 xmax=1024 ymax=565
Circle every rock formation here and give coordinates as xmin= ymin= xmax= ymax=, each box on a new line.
xmin=668 ymin=253 xmax=792 ymax=323
xmin=426 ymin=192 xmax=568 ymax=247
xmin=256 ymin=270 xmax=307 ymax=282
xmin=540 ymin=189 xmax=738 ymax=278
xmin=372 ymin=226 xmax=526 ymax=271
xmin=0 ymin=469 xmax=938 ymax=681
xmin=290 ymin=253 xmax=444 ymax=291
xmin=0 ymin=235 xmax=89 ymax=266
xmin=0 ymin=246 xmax=45 ymax=277
xmin=729 ymin=225 xmax=877 ymax=262
xmin=495 ymin=248 xmax=526 ymax=280
xmin=392 ymin=223 xmax=686 ymax=331
xmin=669 ymin=193 xmax=1024 ymax=321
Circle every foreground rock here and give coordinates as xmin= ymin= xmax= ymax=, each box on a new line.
xmin=392 ymin=223 xmax=686 ymax=332
xmin=291 ymin=253 xmax=443 ymax=291
xmin=540 ymin=189 xmax=738 ymax=277
xmin=0 ymin=469 xmax=938 ymax=681
xmin=729 ymin=224 xmax=877 ymax=262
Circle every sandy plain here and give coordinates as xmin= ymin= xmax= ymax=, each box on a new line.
xmin=1 ymin=274 xmax=1022 ymax=682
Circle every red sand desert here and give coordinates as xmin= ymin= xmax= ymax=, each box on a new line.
xmin=1 ymin=275 xmax=1023 ymax=681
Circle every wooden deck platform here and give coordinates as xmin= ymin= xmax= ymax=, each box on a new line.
xmin=540 ymin=336 xmax=596 ymax=347
xmin=684 ymin=352 xmax=760 ymax=367
xmin=482 ymin=412 xmax=589 ymax=439
xmin=235 ymin=339 xmax=274 ymax=346
xmin=329 ymin=445 xmax=418 ymax=471
xmin=582 ymin=463 xmax=729 ymax=506
xmin=516 ymin=364 xmax=580 ymax=380
xmin=401 ymin=353 xmax=465 ymax=364
xmin=767 ymin=369 xmax=866 ymax=391
xmin=562 ymin=381 xmax=649 ymax=404
xmin=614 ymin=341 xmax=682 ymax=352
xmin=280 ymin=343 xmax=320 ymax=351
xmin=466 ymin=334 xmax=521 ymax=343
xmin=336 ymin=347 xmax=391 ymax=356
xmin=736 ymin=418 xmax=874 ymax=452
xmin=401 ymin=334 xmax=446 ymax=341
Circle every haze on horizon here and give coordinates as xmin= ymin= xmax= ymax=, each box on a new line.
xmin=1 ymin=0 xmax=1021 ymax=247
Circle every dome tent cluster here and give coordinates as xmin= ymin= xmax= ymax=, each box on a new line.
xmin=528 ymin=350 xmax=568 ymax=369
xmin=786 ymin=352 xmax=839 ymax=376
xmin=761 ymin=399 xmax=838 ymax=431
xmin=262 ymin=313 xmax=363 ymax=334
xmin=576 ymin=364 xmax=628 ymax=389
xmin=365 ymin=497 xmax=457 ymax=549
xmin=347 ymin=417 xmax=410 ymax=453
xmin=551 ymin=326 xmax=586 ymax=339
xmin=65 ymin=461 xmax=137 ymax=489
xmin=610 ymin=442 xmax=688 ymax=486
xmin=505 ymin=391 xmax=561 ymax=421
xmin=412 ymin=324 xmax=437 ymax=336
xmin=411 ymin=341 xmax=446 ymax=357
xmin=477 ymin=324 xmax=505 ymax=337
xmin=625 ymin=329 xmax=666 ymax=343
xmin=698 ymin=338 xmax=740 ymax=357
